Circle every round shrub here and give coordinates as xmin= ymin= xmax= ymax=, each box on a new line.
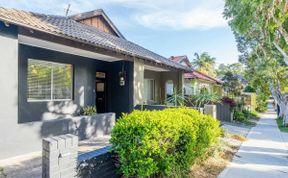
xmin=110 ymin=108 xmax=221 ymax=177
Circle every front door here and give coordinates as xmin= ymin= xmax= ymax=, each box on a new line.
xmin=96 ymin=72 xmax=107 ymax=113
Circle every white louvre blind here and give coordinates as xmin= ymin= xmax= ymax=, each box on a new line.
xmin=27 ymin=59 xmax=73 ymax=101
xmin=144 ymin=79 xmax=154 ymax=102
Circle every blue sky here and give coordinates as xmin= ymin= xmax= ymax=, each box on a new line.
xmin=0 ymin=0 xmax=239 ymax=65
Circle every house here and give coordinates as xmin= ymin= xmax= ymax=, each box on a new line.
xmin=170 ymin=55 xmax=223 ymax=96
xmin=0 ymin=8 xmax=189 ymax=160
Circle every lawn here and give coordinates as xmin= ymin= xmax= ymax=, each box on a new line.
xmin=276 ymin=117 xmax=288 ymax=133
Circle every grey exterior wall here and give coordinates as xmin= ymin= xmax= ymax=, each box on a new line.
xmin=0 ymin=22 xmax=133 ymax=159
xmin=18 ymin=45 xmax=133 ymax=122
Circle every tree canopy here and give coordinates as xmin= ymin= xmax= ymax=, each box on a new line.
xmin=224 ymin=0 xmax=288 ymax=125
xmin=192 ymin=52 xmax=216 ymax=76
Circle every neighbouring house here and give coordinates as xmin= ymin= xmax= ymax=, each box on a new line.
xmin=170 ymin=55 xmax=223 ymax=96
xmin=0 ymin=8 xmax=189 ymax=160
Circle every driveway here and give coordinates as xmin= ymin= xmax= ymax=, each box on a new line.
xmin=218 ymin=109 xmax=288 ymax=178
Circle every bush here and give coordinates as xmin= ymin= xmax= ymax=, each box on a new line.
xmin=80 ymin=106 xmax=97 ymax=116
xmin=234 ymin=111 xmax=246 ymax=122
xmin=242 ymin=109 xmax=258 ymax=120
xmin=234 ymin=110 xmax=257 ymax=126
xmin=221 ymin=96 xmax=236 ymax=109
xmin=243 ymin=86 xmax=256 ymax=93
xmin=256 ymin=93 xmax=268 ymax=112
xmin=110 ymin=108 xmax=221 ymax=177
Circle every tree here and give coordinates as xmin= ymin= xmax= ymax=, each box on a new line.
xmin=224 ymin=0 xmax=288 ymax=126
xmin=192 ymin=52 xmax=216 ymax=76
xmin=222 ymin=71 xmax=243 ymax=97
xmin=216 ymin=63 xmax=244 ymax=78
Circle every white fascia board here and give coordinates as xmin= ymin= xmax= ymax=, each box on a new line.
xmin=18 ymin=35 xmax=123 ymax=62
xmin=144 ymin=64 xmax=170 ymax=72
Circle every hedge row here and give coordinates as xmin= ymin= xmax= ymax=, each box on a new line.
xmin=110 ymin=108 xmax=221 ymax=177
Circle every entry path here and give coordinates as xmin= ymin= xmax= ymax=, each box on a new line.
xmin=219 ymin=108 xmax=288 ymax=178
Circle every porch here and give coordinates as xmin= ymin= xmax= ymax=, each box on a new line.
xmin=133 ymin=59 xmax=184 ymax=106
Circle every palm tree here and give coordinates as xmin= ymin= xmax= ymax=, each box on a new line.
xmin=192 ymin=52 xmax=216 ymax=76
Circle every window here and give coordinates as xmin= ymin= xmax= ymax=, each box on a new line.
xmin=27 ymin=59 xmax=73 ymax=101
xmin=144 ymin=79 xmax=155 ymax=102
xmin=184 ymin=82 xmax=194 ymax=96
xmin=166 ymin=80 xmax=174 ymax=96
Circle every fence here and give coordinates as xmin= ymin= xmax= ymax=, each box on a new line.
xmin=216 ymin=103 xmax=233 ymax=122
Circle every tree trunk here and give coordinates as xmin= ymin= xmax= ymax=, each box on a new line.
xmin=269 ymin=80 xmax=288 ymax=126
xmin=273 ymin=42 xmax=288 ymax=65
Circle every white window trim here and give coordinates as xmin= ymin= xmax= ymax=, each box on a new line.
xmin=27 ymin=59 xmax=74 ymax=102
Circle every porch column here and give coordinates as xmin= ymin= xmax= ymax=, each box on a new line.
xmin=133 ymin=59 xmax=144 ymax=106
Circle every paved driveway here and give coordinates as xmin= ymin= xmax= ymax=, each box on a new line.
xmin=218 ymin=109 xmax=288 ymax=178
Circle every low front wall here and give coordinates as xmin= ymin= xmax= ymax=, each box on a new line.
xmin=0 ymin=113 xmax=115 ymax=160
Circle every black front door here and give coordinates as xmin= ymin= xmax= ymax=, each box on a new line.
xmin=96 ymin=72 xmax=107 ymax=113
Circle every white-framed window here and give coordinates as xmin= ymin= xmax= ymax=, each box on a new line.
xmin=166 ymin=80 xmax=174 ymax=96
xmin=184 ymin=82 xmax=194 ymax=96
xmin=144 ymin=79 xmax=155 ymax=102
xmin=27 ymin=59 xmax=73 ymax=102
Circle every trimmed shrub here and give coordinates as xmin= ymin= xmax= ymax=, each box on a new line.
xmin=80 ymin=106 xmax=97 ymax=116
xmin=110 ymin=108 xmax=221 ymax=177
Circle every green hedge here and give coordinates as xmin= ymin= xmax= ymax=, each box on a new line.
xmin=110 ymin=108 xmax=221 ymax=177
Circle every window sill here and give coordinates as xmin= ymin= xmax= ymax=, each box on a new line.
xmin=27 ymin=99 xmax=73 ymax=102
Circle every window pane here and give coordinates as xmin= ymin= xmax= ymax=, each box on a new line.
xmin=184 ymin=83 xmax=193 ymax=95
xmin=52 ymin=63 xmax=73 ymax=99
xmin=27 ymin=59 xmax=73 ymax=101
xmin=27 ymin=59 xmax=52 ymax=100
xmin=144 ymin=79 xmax=154 ymax=102
xmin=166 ymin=80 xmax=173 ymax=96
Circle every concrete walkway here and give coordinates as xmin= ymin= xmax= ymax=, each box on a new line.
xmin=219 ymin=109 xmax=288 ymax=178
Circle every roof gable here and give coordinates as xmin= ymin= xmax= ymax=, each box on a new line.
xmin=70 ymin=9 xmax=125 ymax=39
xmin=170 ymin=56 xmax=192 ymax=67
xmin=171 ymin=55 xmax=222 ymax=84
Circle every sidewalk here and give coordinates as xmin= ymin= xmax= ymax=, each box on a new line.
xmin=218 ymin=109 xmax=288 ymax=178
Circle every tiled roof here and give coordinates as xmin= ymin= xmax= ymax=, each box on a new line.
xmin=0 ymin=7 xmax=190 ymax=71
xmin=170 ymin=55 xmax=192 ymax=67
xmin=171 ymin=55 xmax=223 ymax=84
xmin=70 ymin=9 xmax=126 ymax=39
xmin=185 ymin=70 xmax=222 ymax=84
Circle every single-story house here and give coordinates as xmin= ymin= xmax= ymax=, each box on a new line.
xmin=170 ymin=55 xmax=223 ymax=95
xmin=0 ymin=7 xmax=189 ymax=159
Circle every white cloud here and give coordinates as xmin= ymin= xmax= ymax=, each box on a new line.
xmin=136 ymin=7 xmax=227 ymax=30
xmin=0 ymin=0 xmax=227 ymax=30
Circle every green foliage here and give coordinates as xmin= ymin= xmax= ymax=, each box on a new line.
xmin=222 ymin=72 xmax=243 ymax=97
xmin=256 ymin=93 xmax=268 ymax=112
xmin=110 ymin=108 xmax=221 ymax=177
xmin=165 ymin=88 xmax=186 ymax=107
xmin=244 ymin=86 xmax=256 ymax=93
xmin=189 ymin=91 xmax=221 ymax=109
xmin=276 ymin=117 xmax=288 ymax=133
xmin=192 ymin=52 xmax=216 ymax=76
xmin=216 ymin=63 xmax=244 ymax=78
xmin=80 ymin=106 xmax=97 ymax=116
xmin=234 ymin=110 xmax=257 ymax=126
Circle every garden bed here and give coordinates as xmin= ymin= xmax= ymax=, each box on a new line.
xmin=190 ymin=122 xmax=250 ymax=178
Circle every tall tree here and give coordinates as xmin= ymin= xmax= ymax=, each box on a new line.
xmin=216 ymin=63 xmax=244 ymax=77
xmin=224 ymin=0 xmax=288 ymax=126
xmin=192 ymin=52 xmax=216 ymax=76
